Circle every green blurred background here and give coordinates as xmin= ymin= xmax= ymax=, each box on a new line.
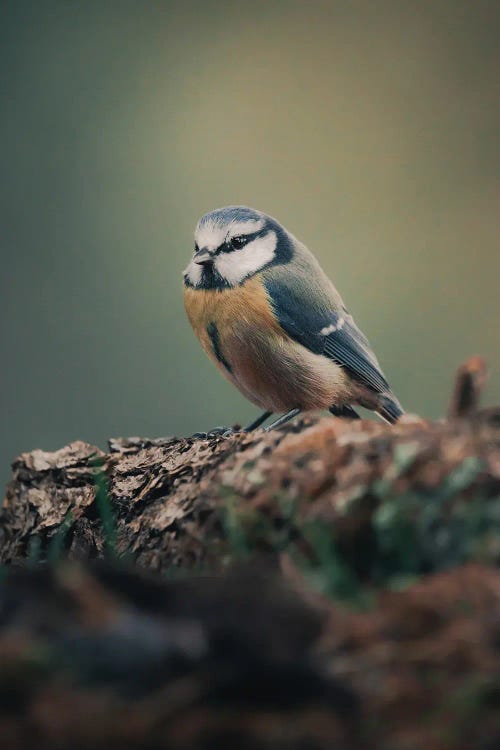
xmin=1 ymin=0 xmax=499 ymax=492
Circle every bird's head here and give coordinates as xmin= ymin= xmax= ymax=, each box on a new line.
xmin=183 ymin=206 xmax=293 ymax=289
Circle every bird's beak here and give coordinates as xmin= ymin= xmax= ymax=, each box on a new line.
xmin=194 ymin=249 xmax=214 ymax=266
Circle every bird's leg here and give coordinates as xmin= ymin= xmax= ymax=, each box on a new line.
xmin=264 ymin=408 xmax=301 ymax=431
xmin=245 ymin=411 xmax=272 ymax=431
xmin=329 ymin=405 xmax=360 ymax=420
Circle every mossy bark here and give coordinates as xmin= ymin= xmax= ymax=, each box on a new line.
xmin=0 ymin=358 xmax=499 ymax=749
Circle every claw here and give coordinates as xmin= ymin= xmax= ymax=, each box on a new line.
xmin=207 ymin=426 xmax=234 ymax=437
xmin=191 ymin=425 xmax=243 ymax=440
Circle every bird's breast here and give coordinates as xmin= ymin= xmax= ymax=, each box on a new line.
xmin=183 ymin=276 xmax=282 ymax=354
xmin=183 ymin=276 xmax=352 ymax=411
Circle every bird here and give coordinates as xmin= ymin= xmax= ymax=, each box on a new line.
xmin=183 ymin=205 xmax=403 ymax=432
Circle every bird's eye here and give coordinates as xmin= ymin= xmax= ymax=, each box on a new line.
xmin=194 ymin=243 xmax=200 ymax=254
xmin=230 ymin=235 xmax=246 ymax=250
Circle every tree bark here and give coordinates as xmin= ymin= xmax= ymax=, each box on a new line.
xmin=1 ymin=362 xmax=498 ymax=575
xmin=0 ymin=358 xmax=499 ymax=749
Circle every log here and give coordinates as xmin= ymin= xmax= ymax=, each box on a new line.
xmin=1 ymin=360 xmax=499 ymax=581
xmin=0 ymin=358 xmax=499 ymax=748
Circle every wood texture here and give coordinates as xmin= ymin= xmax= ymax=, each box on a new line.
xmin=0 ymin=358 xmax=499 ymax=749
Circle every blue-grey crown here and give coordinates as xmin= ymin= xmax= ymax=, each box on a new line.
xmin=198 ymin=205 xmax=265 ymax=228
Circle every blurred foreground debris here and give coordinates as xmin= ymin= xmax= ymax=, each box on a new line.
xmin=0 ymin=358 xmax=499 ymax=748
xmin=0 ymin=561 xmax=498 ymax=749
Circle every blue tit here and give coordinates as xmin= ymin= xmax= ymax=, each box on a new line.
xmin=183 ymin=205 xmax=404 ymax=431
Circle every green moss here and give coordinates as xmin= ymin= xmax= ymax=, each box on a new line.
xmin=292 ymin=521 xmax=374 ymax=609
xmin=216 ymin=454 xmax=499 ymax=606
xmin=47 ymin=512 xmax=74 ymax=563
xmin=94 ymin=469 xmax=117 ymax=555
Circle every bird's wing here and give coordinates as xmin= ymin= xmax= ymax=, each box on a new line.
xmin=263 ymin=275 xmax=390 ymax=395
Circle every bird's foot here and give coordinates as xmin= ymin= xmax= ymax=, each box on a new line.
xmin=329 ymin=405 xmax=360 ymax=420
xmin=190 ymin=425 xmax=241 ymax=439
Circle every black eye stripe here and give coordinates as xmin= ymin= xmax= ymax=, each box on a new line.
xmin=216 ymin=229 xmax=266 ymax=254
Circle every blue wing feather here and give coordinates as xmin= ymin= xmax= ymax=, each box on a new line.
xmin=264 ymin=276 xmax=390 ymax=396
xmin=323 ymin=319 xmax=390 ymax=393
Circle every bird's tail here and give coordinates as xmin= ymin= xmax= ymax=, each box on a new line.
xmin=377 ymin=392 xmax=404 ymax=424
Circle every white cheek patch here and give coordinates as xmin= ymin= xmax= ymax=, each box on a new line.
xmin=195 ymin=218 xmax=265 ymax=251
xmin=183 ymin=259 xmax=202 ymax=286
xmin=215 ymin=230 xmax=277 ymax=285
